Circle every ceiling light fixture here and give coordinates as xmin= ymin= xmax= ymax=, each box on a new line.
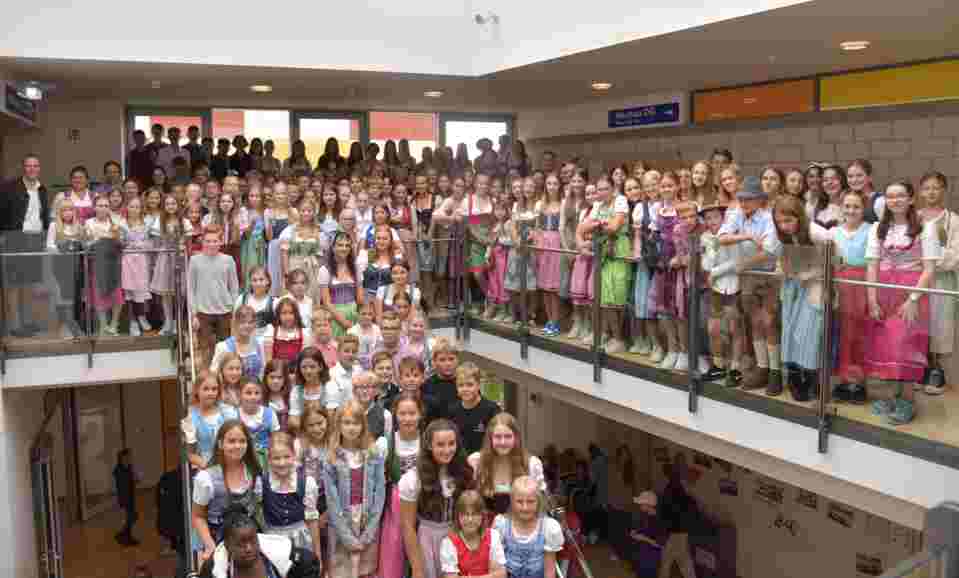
xmin=591 ymin=81 xmax=613 ymax=91
xmin=424 ymin=90 xmax=445 ymax=98
xmin=19 ymin=84 xmax=43 ymax=101
xmin=840 ymin=40 xmax=870 ymax=52
xmin=250 ymin=84 xmax=273 ymax=93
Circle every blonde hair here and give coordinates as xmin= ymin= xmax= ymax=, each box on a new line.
xmin=455 ymin=361 xmax=481 ymax=386
xmin=431 ymin=336 xmax=461 ymax=358
xmin=509 ymin=476 xmax=546 ymax=516
xmin=328 ymin=399 xmax=375 ymax=455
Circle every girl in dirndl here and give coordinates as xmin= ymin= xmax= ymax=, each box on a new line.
xmin=918 ymin=172 xmax=959 ymax=395
xmin=151 ymin=194 xmax=190 ymax=335
xmin=401 ymin=419 xmax=474 ymax=578
xmin=466 ymin=175 xmax=494 ymax=312
xmin=537 ymin=175 xmax=562 ymax=335
xmin=322 ymin=400 xmax=386 ymax=578
xmin=379 ymin=393 xmax=423 ymax=578
xmin=263 ymin=432 xmax=323 ymax=560
xmin=319 ymin=232 xmax=362 ymax=338
xmin=484 ymin=202 xmax=512 ymax=321
xmin=266 ymin=182 xmax=292 ymax=297
xmin=564 ymin=169 xmax=592 ymax=340
xmin=85 ymin=195 xmax=125 ymax=336
xmin=440 ymin=491 xmax=507 ymax=578
xmin=648 ymin=172 xmax=682 ymax=369
xmin=865 ymin=181 xmax=941 ymax=425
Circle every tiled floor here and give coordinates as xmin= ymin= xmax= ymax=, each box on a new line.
xmin=62 ymin=490 xmax=179 ymax=578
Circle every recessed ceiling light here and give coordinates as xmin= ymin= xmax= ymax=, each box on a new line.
xmin=250 ymin=84 xmax=273 ymax=93
xmin=591 ymin=81 xmax=613 ymax=91
xmin=151 ymin=80 xmax=162 ymax=89
xmin=424 ymin=90 xmax=445 ymax=98
xmin=840 ymin=40 xmax=870 ymax=52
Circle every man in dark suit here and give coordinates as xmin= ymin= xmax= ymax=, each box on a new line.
xmin=0 ymin=153 xmax=50 ymax=337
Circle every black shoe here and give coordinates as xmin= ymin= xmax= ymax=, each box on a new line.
xmin=725 ymin=369 xmax=742 ymax=388
xmin=832 ymin=383 xmax=851 ymax=403
xmin=766 ymin=370 xmax=783 ymax=396
xmin=848 ymin=383 xmax=867 ymax=405
xmin=928 ymin=368 xmax=946 ymax=389
xmin=805 ymin=370 xmax=820 ymax=400
xmin=703 ymin=366 xmax=726 ymax=382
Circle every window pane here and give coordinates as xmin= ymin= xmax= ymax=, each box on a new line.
xmin=370 ymin=111 xmax=437 ymax=163
xmin=212 ymin=109 xmax=291 ymax=159
xmin=444 ymin=120 xmax=509 ymax=162
xmin=298 ymin=118 xmax=360 ymax=167
xmin=133 ymin=114 xmax=200 ymax=146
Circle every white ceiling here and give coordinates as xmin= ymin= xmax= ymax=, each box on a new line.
xmin=2 ymin=0 xmax=959 ymax=111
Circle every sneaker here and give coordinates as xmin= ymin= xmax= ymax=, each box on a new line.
xmin=605 ymin=338 xmax=625 ymax=354
xmin=660 ymin=351 xmax=678 ymax=370
xmin=129 ymin=321 xmax=142 ymax=337
xmin=925 ymin=368 xmax=946 ymax=395
xmin=886 ymin=398 xmax=915 ymax=426
xmin=649 ymin=346 xmax=666 ymax=364
xmin=674 ymin=353 xmax=689 ymax=371
xmin=848 ymin=383 xmax=867 ymax=405
xmin=703 ymin=366 xmax=726 ymax=381
xmin=698 ymin=356 xmax=711 ymax=375
xmin=138 ymin=317 xmax=154 ymax=333
xmin=832 ymin=384 xmax=851 ymax=403
xmin=725 ymin=369 xmax=742 ymax=388
xmin=871 ymin=398 xmax=896 ymax=416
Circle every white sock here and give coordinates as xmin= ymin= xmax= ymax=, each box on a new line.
xmin=767 ymin=345 xmax=781 ymax=371
xmin=753 ymin=340 xmax=769 ymax=368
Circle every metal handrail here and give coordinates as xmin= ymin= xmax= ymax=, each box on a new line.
xmin=0 ymin=247 xmax=181 ymax=257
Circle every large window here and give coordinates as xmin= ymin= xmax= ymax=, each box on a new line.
xmin=131 ymin=112 xmax=209 ymax=146
xmin=212 ymin=109 xmax=291 ymax=159
xmin=370 ymin=111 xmax=438 ymax=163
xmin=292 ymin=112 xmax=366 ymax=168
xmin=441 ymin=117 xmax=511 ymax=162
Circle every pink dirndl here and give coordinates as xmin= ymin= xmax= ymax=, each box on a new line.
xmin=570 ymin=254 xmax=594 ymax=306
xmin=377 ymin=486 xmax=406 ymax=578
xmin=486 ymin=244 xmax=510 ymax=305
xmin=537 ymin=230 xmax=562 ymax=292
xmin=864 ymin=269 xmax=929 ymax=382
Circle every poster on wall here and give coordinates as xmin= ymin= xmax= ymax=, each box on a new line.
xmin=754 ymin=479 xmax=785 ymax=506
xmin=796 ymin=489 xmax=818 ymax=511
xmin=828 ymin=502 xmax=855 ymax=528
xmin=719 ymin=478 xmax=739 ymax=497
xmin=855 ymin=553 xmax=884 ymax=577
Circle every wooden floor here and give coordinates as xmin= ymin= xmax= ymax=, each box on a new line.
xmin=63 ymin=489 xmax=178 ymax=578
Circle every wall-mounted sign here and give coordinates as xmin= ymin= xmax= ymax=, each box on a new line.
xmin=820 ymin=59 xmax=959 ymax=111
xmin=608 ymin=102 xmax=680 ymax=128
xmin=693 ymin=79 xmax=815 ymax=123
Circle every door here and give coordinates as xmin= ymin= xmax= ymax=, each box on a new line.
xmin=292 ymin=111 xmax=367 ymax=170
xmin=74 ymin=385 xmax=125 ymax=521
xmin=32 ymin=438 xmax=63 ymax=578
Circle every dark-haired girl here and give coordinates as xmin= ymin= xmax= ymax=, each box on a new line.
xmin=191 ymin=419 xmax=262 ymax=562
xmin=401 ymin=419 xmax=474 ymax=578
xmin=865 ymin=181 xmax=941 ymax=425
xmin=319 ymin=232 xmax=362 ymax=338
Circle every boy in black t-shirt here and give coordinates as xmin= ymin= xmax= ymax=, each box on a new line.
xmin=448 ymin=361 xmax=500 ymax=455
xmin=422 ymin=336 xmax=460 ymax=420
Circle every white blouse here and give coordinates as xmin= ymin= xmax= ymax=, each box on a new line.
xmin=493 ymin=515 xmax=564 ymax=552
xmin=398 ymin=469 xmax=456 ymax=502
xmin=440 ymin=529 xmax=507 ymax=573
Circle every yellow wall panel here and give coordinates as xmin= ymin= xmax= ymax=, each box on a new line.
xmin=820 ymin=60 xmax=959 ymax=111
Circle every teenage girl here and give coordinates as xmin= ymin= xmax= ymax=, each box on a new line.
xmin=537 ymin=174 xmax=563 ymax=334
xmin=288 ymin=346 xmax=334 ymax=432
xmin=775 ymin=196 xmax=824 ymax=401
xmin=241 ymin=186 xmax=267 ymax=288
xmin=760 ymin=166 xmax=785 ymax=206
xmin=236 ymin=265 xmax=275 ymax=340
xmin=434 ymin=176 xmax=468 ymax=307
xmin=266 ymin=182 xmax=292 ymax=296
xmin=569 ymin=183 xmax=596 ymax=345
xmin=816 ymin=165 xmax=846 ymax=227
xmin=380 ymin=393 xmax=425 ymax=578
xmin=918 ymin=172 xmax=958 ymax=395
xmin=467 ymin=413 xmax=546 ymax=517
xmin=202 ymin=191 xmax=248 ymax=284
xmin=809 ymin=190 xmax=870 ymax=403
xmin=236 ymin=378 xmax=280 ymax=469
xmin=262 ymin=431 xmax=322 ymax=559
xmin=440 ymin=490 xmax=508 ymax=578
xmin=649 ymin=172 xmax=682 ymax=368
xmin=784 ymin=168 xmax=806 ymax=200
xmin=413 ymin=173 xmax=437 ymax=310
xmin=181 ymin=370 xmax=238 ymax=470
xmin=120 ymin=199 xmax=153 ymax=337
xmin=349 ymin=301 xmax=382 ymax=371
xmin=217 ymin=352 xmax=245 ymax=407
xmin=689 ymin=161 xmax=716 ymax=208
xmin=666 ymin=201 xmax=702 ymax=372
xmin=465 ymin=174 xmax=495 ymax=312
xmin=282 ymin=199 xmax=325 ymax=303
xmin=486 ymin=201 xmax=512 ymax=321
xmin=46 ymin=199 xmax=86 ymax=338
xmin=191 ymin=419 xmax=261 ymax=563
xmin=264 ymin=296 xmax=309 ymax=367
xmin=264 ymin=359 xmax=292 ymax=430
xmin=322 ymin=400 xmax=387 ymax=578
xmin=401 ymin=419 xmax=474 ymax=578
xmin=210 ymin=305 xmax=265 ymax=381
xmin=360 ymin=225 xmax=397 ymax=302
xmin=185 ymin=203 xmax=204 ymax=256
xmin=493 ymin=477 xmax=564 ymax=578
xmin=865 ymin=181 xmax=940 ymax=425
xmin=804 ymin=164 xmax=824 ymax=220
xmin=399 ymin=309 xmax=432 ymax=375
xmin=582 ymin=176 xmax=631 ymax=353
xmin=150 ymin=194 xmax=189 ymax=335
xmin=85 ymin=195 xmax=125 ymax=335
xmin=629 ymin=175 xmax=657 ymax=355
xmin=319 ymin=232 xmax=362 ymax=337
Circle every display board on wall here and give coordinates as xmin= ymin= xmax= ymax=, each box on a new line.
xmin=608 ymin=101 xmax=680 ymax=128
xmin=820 ymin=59 xmax=959 ymax=111
xmin=693 ymin=79 xmax=815 ymax=123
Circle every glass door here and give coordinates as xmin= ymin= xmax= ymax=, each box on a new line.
xmin=32 ymin=438 xmax=63 ymax=578
xmin=74 ymin=385 xmax=125 ymax=521
xmin=292 ymin=111 xmax=367 ymax=172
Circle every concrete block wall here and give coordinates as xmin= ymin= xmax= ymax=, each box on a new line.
xmin=521 ymin=101 xmax=959 ymax=207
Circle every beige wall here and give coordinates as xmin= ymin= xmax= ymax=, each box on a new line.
xmin=519 ymin=101 xmax=959 ymax=207
xmin=2 ymin=94 xmax=125 ymax=185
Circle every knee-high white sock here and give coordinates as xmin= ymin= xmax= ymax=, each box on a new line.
xmin=753 ymin=340 xmax=769 ymax=368
xmin=767 ymin=344 xmax=781 ymax=371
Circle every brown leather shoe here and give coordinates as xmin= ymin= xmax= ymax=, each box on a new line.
xmin=742 ymin=366 xmax=769 ymax=390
